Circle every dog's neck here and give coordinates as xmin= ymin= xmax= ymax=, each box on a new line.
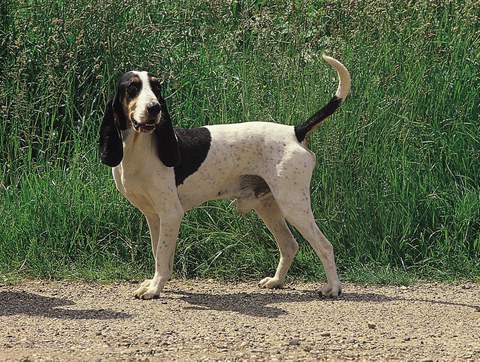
xmin=120 ymin=129 xmax=159 ymax=169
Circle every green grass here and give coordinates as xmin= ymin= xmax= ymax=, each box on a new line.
xmin=1 ymin=0 xmax=479 ymax=284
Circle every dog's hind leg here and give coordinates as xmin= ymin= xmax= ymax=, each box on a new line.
xmin=271 ymin=177 xmax=341 ymax=297
xmin=255 ymin=195 xmax=299 ymax=289
xmin=283 ymin=200 xmax=342 ymax=297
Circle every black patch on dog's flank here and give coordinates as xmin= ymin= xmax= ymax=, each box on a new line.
xmin=294 ymin=95 xmax=342 ymax=143
xmin=174 ymin=127 xmax=212 ymax=186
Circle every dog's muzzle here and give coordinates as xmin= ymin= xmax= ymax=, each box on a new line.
xmin=131 ymin=102 xmax=162 ymax=133
xmin=132 ymin=118 xmax=159 ymax=133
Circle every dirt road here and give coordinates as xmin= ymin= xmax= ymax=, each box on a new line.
xmin=0 ymin=279 xmax=479 ymax=361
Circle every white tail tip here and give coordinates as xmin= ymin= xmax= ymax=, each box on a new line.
xmin=322 ymin=55 xmax=351 ymax=101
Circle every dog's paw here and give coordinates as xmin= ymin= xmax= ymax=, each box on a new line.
xmin=320 ymin=282 xmax=342 ymax=298
xmin=258 ymin=277 xmax=284 ymax=289
xmin=134 ymin=286 xmax=160 ymax=300
xmin=133 ymin=279 xmax=160 ymax=300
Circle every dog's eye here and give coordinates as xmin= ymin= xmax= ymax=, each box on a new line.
xmin=127 ymin=82 xmax=141 ymax=97
xmin=150 ymin=81 xmax=161 ymax=95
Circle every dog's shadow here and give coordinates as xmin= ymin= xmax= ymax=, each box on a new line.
xmin=173 ymin=288 xmax=316 ymax=318
xmin=172 ymin=287 xmax=480 ymax=319
xmin=2 ymin=285 xmax=478 ymax=321
xmin=0 ymin=290 xmax=130 ymax=320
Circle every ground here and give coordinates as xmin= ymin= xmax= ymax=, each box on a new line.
xmin=0 ymin=279 xmax=479 ymax=361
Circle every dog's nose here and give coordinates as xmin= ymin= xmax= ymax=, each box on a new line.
xmin=147 ymin=102 xmax=161 ymax=116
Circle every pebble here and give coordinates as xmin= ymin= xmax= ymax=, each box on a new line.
xmin=368 ymin=322 xmax=377 ymax=329
xmin=288 ymin=339 xmax=300 ymax=346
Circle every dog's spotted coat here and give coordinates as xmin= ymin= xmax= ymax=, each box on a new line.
xmin=100 ymin=56 xmax=351 ymax=299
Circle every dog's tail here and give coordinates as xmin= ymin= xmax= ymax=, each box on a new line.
xmin=294 ymin=55 xmax=351 ymax=143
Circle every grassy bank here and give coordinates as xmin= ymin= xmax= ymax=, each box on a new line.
xmin=1 ymin=0 xmax=479 ymax=284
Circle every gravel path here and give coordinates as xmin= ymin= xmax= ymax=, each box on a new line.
xmin=0 ymin=279 xmax=479 ymax=361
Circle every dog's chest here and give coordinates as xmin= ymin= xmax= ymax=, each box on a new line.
xmin=112 ymin=162 xmax=170 ymax=212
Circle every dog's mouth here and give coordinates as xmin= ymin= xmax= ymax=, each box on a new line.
xmin=131 ymin=118 xmax=159 ymax=134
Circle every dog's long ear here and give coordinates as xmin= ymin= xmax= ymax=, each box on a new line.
xmin=99 ymin=96 xmax=123 ymax=167
xmin=154 ymin=96 xmax=181 ymax=167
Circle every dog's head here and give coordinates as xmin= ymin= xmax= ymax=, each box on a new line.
xmin=115 ymin=71 xmax=164 ymax=133
xmin=99 ymin=71 xmax=181 ymax=168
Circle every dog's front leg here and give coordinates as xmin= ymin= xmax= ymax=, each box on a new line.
xmin=134 ymin=212 xmax=161 ymax=294
xmin=134 ymin=205 xmax=184 ymax=300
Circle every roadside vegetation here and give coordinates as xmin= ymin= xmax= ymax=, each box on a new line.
xmin=1 ymin=0 xmax=479 ymax=284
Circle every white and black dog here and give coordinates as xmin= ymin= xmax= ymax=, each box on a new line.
xmin=100 ymin=55 xmax=350 ymax=299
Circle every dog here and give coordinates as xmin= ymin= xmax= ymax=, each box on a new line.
xmin=99 ymin=55 xmax=350 ymax=299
